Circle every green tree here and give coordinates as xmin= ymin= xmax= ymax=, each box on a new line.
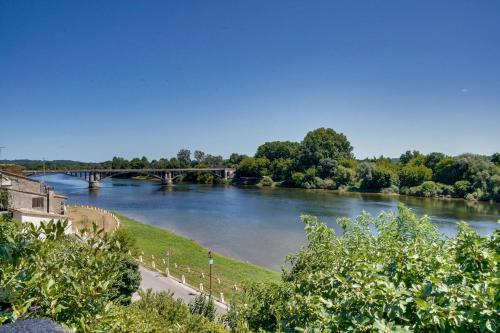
xmin=424 ymin=152 xmax=445 ymax=170
xmin=177 ymin=149 xmax=191 ymax=167
xmin=228 ymin=153 xmax=248 ymax=167
xmin=400 ymin=164 xmax=433 ymax=187
xmin=399 ymin=150 xmax=422 ymax=165
xmin=270 ymin=158 xmax=294 ymax=181
xmin=255 ymin=141 xmax=301 ymax=161
xmin=194 ymin=150 xmax=206 ymax=164
xmin=299 ymin=128 xmax=353 ymax=168
xmin=236 ymin=157 xmax=270 ymax=177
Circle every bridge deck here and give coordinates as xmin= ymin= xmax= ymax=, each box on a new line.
xmin=24 ymin=168 xmax=234 ymax=174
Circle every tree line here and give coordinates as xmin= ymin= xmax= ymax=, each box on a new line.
xmin=236 ymin=128 xmax=499 ymax=202
xmin=4 ymin=128 xmax=499 ymax=201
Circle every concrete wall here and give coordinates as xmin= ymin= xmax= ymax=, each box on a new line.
xmin=12 ymin=211 xmax=73 ymax=234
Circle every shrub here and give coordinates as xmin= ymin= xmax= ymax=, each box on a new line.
xmin=259 ymin=176 xmax=273 ymax=187
xmin=0 ymin=217 xmax=140 ymax=330
xmin=238 ymin=206 xmax=499 ymax=332
xmin=90 ymin=290 xmax=226 ymax=332
xmin=400 ymin=164 xmax=433 ymax=187
xmin=453 ymin=180 xmax=471 ymax=198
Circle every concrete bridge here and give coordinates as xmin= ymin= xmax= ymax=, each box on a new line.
xmin=24 ymin=168 xmax=236 ymax=189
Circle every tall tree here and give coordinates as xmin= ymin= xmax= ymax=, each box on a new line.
xmin=176 ymin=149 xmax=191 ymax=167
xmin=299 ymin=128 xmax=353 ymax=169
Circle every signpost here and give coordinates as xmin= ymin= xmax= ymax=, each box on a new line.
xmin=208 ymin=250 xmax=213 ymax=299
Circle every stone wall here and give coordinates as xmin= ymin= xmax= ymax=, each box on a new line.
xmin=0 ymin=171 xmax=66 ymax=215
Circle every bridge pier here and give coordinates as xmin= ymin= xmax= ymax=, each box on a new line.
xmin=161 ymin=171 xmax=173 ymax=186
xmin=89 ymin=172 xmax=100 ymax=189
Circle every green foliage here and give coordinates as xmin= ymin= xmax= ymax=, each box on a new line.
xmin=177 ymin=149 xmax=192 ymax=167
xmin=237 ymin=206 xmax=500 ymax=332
xmin=359 ymin=162 xmax=399 ymax=191
xmin=259 ymin=176 xmax=274 ymax=187
xmin=255 ymin=141 xmax=301 ymax=161
xmin=0 ymin=189 xmax=10 ymax=210
xmin=453 ymin=180 xmax=471 ymax=198
xmin=492 ymin=153 xmax=500 ymax=165
xmin=236 ymin=157 xmax=270 ymax=177
xmin=189 ymin=293 xmax=216 ymax=322
xmin=90 ymin=290 xmax=226 ymax=332
xmin=400 ymin=164 xmax=433 ymax=188
xmin=269 ymin=158 xmax=294 ymax=181
xmin=400 ymin=150 xmax=422 ymax=165
xmin=0 ymin=216 xmax=140 ymax=331
xmin=299 ymin=128 xmax=353 ymax=169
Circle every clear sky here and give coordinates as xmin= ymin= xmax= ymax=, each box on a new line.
xmin=1 ymin=0 xmax=499 ymax=162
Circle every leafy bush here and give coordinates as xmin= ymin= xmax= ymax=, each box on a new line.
xmin=238 ymin=206 xmax=499 ymax=332
xmin=453 ymin=180 xmax=471 ymax=198
xmin=259 ymin=176 xmax=274 ymax=187
xmin=91 ymin=290 xmax=226 ymax=332
xmin=400 ymin=164 xmax=433 ymax=187
xmin=236 ymin=157 xmax=270 ymax=177
xmin=189 ymin=293 xmax=216 ymax=322
xmin=0 ymin=216 xmax=140 ymax=330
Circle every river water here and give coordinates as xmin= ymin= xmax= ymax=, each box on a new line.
xmin=37 ymin=174 xmax=499 ymax=271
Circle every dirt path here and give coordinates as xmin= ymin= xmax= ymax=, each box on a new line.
xmin=67 ymin=205 xmax=119 ymax=232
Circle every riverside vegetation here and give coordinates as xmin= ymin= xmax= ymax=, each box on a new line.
xmin=1 ymin=205 xmax=498 ymax=332
xmin=5 ymin=128 xmax=499 ymax=202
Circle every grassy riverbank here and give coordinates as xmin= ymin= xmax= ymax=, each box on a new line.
xmin=115 ymin=213 xmax=280 ymax=300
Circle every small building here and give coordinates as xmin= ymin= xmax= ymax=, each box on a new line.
xmin=0 ymin=170 xmax=72 ymax=232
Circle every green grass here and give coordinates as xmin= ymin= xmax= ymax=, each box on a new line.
xmin=115 ymin=213 xmax=280 ymax=300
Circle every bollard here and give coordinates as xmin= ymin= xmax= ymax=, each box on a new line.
xmin=201 ymin=272 xmax=205 ymax=278
xmin=152 ymin=261 xmax=156 ymax=269
xmin=139 ymin=255 xmax=143 ymax=263
xmin=217 ymin=278 xmax=221 ymax=284
xmin=187 ymin=267 xmax=191 ymax=273
xmin=181 ymin=275 xmax=186 ymax=284
xmin=220 ymin=292 xmax=225 ymax=303
xmin=166 ymin=268 xmax=170 ymax=276
xmin=199 ymin=283 xmax=204 ymax=292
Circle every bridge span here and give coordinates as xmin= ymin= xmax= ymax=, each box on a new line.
xmin=24 ymin=168 xmax=236 ymax=189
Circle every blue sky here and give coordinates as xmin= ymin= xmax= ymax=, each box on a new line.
xmin=1 ymin=0 xmax=499 ymax=161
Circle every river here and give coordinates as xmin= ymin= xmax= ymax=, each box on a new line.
xmin=37 ymin=174 xmax=499 ymax=271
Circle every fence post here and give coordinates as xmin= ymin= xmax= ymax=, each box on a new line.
xmin=181 ymin=275 xmax=186 ymax=284
xmin=152 ymin=261 xmax=156 ymax=269
xmin=199 ymin=283 xmax=204 ymax=292
xmin=166 ymin=268 xmax=170 ymax=277
xmin=220 ymin=292 xmax=225 ymax=304
xmin=217 ymin=278 xmax=221 ymax=284
xmin=139 ymin=255 xmax=143 ymax=263
xmin=187 ymin=267 xmax=191 ymax=273
xmin=201 ymin=272 xmax=205 ymax=278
